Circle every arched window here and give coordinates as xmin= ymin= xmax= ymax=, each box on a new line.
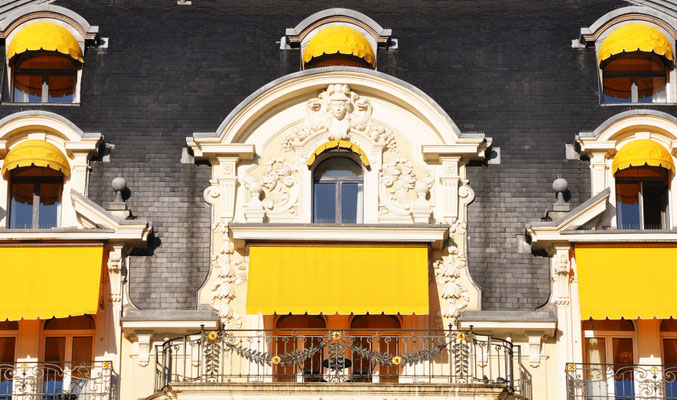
xmin=602 ymin=53 xmax=670 ymax=103
xmin=12 ymin=52 xmax=79 ymax=103
xmin=9 ymin=167 xmax=64 ymax=229
xmin=7 ymin=22 xmax=84 ymax=104
xmin=313 ymin=157 xmax=363 ymax=223
xmin=615 ymin=166 xmax=669 ymax=229
xmin=598 ymin=24 xmax=674 ymax=104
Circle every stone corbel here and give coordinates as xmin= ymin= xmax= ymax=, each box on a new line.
xmin=213 ymin=156 xmax=239 ymax=221
xmin=135 ymin=331 xmax=154 ymax=367
xmin=551 ymin=246 xmax=571 ymax=306
xmin=526 ymin=331 xmax=545 ymax=368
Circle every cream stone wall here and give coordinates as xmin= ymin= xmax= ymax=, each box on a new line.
xmin=189 ymin=71 xmax=488 ymax=331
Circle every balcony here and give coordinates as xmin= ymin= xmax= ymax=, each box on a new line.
xmin=0 ymin=361 xmax=113 ymax=399
xmin=566 ymin=363 xmax=677 ymax=399
xmin=152 ymin=328 xmax=531 ymax=400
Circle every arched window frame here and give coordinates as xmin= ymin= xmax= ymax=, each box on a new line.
xmin=282 ymin=8 xmax=395 ymax=70
xmin=578 ymin=8 xmax=677 ymax=104
xmin=0 ymin=112 xmax=101 ymax=229
xmin=577 ymin=112 xmax=677 ymax=230
xmin=0 ymin=6 xmax=99 ymax=104
xmin=310 ymin=153 xmax=366 ymax=224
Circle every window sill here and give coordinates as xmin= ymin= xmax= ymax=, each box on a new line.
xmin=559 ymin=228 xmax=677 ymax=242
xmin=0 ymin=227 xmax=114 ymax=241
xmin=601 ymin=102 xmax=676 ymax=106
xmin=1 ymin=101 xmax=80 ymax=107
xmin=229 ymin=223 xmax=449 ymax=248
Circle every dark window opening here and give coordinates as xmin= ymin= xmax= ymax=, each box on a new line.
xmin=615 ymin=166 xmax=669 ymax=230
xmin=602 ymin=53 xmax=670 ymax=104
xmin=11 ymin=52 xmax=79 ymax=103
xmin=312 ymin=157 xmax=363 ymax=223
xmin=9 ymin=167 xmax=63 ymax=229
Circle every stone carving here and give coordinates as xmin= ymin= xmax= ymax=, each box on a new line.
xmin=203 ymin=180 xmax=220 ymax=206
xmin=209 ymin=239 xmax=246 ymax=328
xmin=380 ymin=157 xmax=433 ymax=219
xmin=280 ymin=84 xmax=397 ymax=152
xmin=260 ymin=158 xmax=298 ymax=216
xmin=433 ymin=247 xmax=470 ymax=325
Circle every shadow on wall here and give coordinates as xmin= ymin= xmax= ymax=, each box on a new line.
xmin=130 ymin=232 xmax=162 ymax=256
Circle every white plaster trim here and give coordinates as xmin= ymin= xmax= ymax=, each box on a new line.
xmin=229 ymin=224 xmax=448 ymax=246
xmin=121 ymin=320 xmax=220 ymax=330
xmin=457 ymin=320 xmax=557 ymax=337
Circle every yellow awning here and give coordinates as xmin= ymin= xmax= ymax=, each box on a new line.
xmin=0 ymin=245 xmax=103 ymax=320
xmin=8 ymin=22 xmax=83 ymax=63
xmin=598 ymin=24 xmax=674 ymax=65
xmin=1 ymin=140 xmax=70 ymax=177
xmin=576 ymin=244 xmax=677 ymax=319
xmin=611 ymin=139 xmax=673 ymax=173
xmin=246 ymin=244 xmax=429 ymax=315
xmin=303 ymin=26 xmax=375 ymax=68
xmin=306 ymin=140 xmax=370 ymax=167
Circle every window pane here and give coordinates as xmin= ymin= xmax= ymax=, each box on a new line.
xmin=72 ymin=337 xmax=93 ymax=363
xmin=44 ymin=337 xmax=66 ymax=362
xmin=603 ymin=77 xmax=632 ymax=103
xmin=314 ymin=157 xmax=362 ymax=180
xmin=38 ymin=182 xmax=60 ymax=229
xmin=665 ymin=339 xmax=677 ymax=365
xmin=341 ymin=183 xmax=359 ymax=223
xmin=616 ymin=183 xmax=641 ymax=229
xmin=643 ymin=181 xmax=667 ymax=229
xmin=612 ymin=338 xmax=634 ymax=398
xmin=637 ymin=76 xmax=667 ymax=103
xmin=48 ymin=75 xmax=76 ymax=103
xmin=0 ymin=338 xmax=15 ymax=363
xmin=313 ymin=183 xmax=336 ymax=223
xmin=9 ymin=183 xmax=34 ymax=229
xmin=13 ymin=74 xmax=42 ymax=102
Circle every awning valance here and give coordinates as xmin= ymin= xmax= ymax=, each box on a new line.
xmin=0 ymin=245 xmax=103 ymax=320
xmin=303 ymin=26 xmax=376 ymax=68
xmin=598 ymin=24 xmax=674 ymax=65
xmin=246 ymin=244 xmax=429 ymax=315
xmin=611 ymin=139 xmax=674 ymax=173
xmin=576 ymin=244 xmax=677 ymax=319
xmin=306 ymin=140 xmax=370 ymax=168
xmin=1 ymin=140 xmax=70 ymax=177
xmin=8 ymin=22 xmax=83 ymax=63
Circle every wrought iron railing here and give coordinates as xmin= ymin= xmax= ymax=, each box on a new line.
xmin=155 ymin=327 xmax=531 ymax=397
xmin=0 ymin=361 xmax=113 ymax=399
xmin=566 ymin=362 xmax=677 ymax=399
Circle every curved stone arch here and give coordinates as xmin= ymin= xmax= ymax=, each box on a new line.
xmin=286 ymin=8 xmax=391 ymax=44
xmin=580 ymin=6 xmax=677 ymax=43
xmin=579 ymin=110 xmax=677 ymax=143
xmin=0 ymin=110 xmax=101 ymax=147
xmin=0 ymin=4 xmax=98 ymax=40
xmin=190 ymin=67 xmax=470 ymax=150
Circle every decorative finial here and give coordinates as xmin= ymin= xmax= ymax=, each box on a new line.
xmin=552 ymin=177 xmax=568 ymax=205
xmin=112 ymin=177 xmax=127 ymax=204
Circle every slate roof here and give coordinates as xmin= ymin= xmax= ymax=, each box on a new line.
xmin=2 ymin=0 xmax=659 ymax=311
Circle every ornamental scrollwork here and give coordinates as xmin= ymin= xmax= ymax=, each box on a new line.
xmin=259 ymin=157 xmax=299 ymax=216
xmin=280 ymin=83 xmax=397 ymax=152
xmin=379 ymin=157 xmax=433 ymax=218
xmin=210 ymin=238 xmax=242 ymax=327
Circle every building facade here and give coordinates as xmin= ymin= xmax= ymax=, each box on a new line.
xmin=0 ymin=0 xmax=676 ymax=399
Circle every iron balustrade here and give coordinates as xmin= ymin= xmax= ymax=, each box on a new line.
xmin=566 ymin=362 xmax=677 ymax=399
xmin=155 ymin=327 xmax=531 ymax=398
xmin=0 ymin=361 xmax=113 ymax=400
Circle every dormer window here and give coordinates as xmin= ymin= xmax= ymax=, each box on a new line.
xmin=2 ymin=140 xmax=70 ymax=229
xmin=4 ymin=21 xmax=90 ymax=104
xmin=612 ymin=139 xmax=673 ymax=230
xmin=598 ymin=24 xmax=674 ymax=104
